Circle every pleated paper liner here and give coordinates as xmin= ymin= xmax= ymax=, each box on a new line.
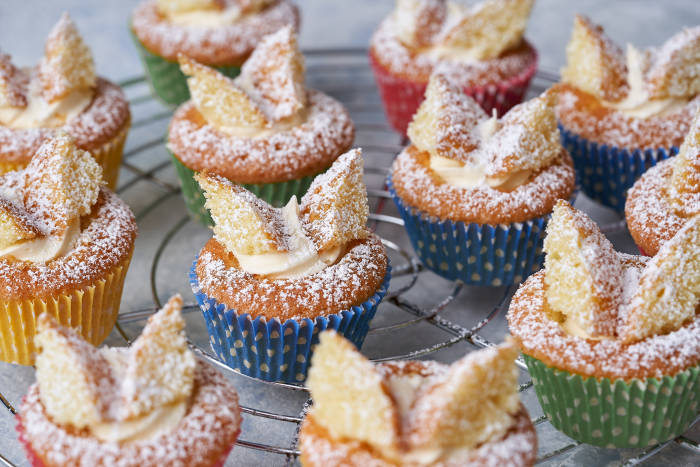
xmin=170 ymin=151 xmax=323 ymax=226
xmin=559 ymin=124 xmax=678 ymax=213
xmin=130 ymin=28 xmax=241 ymax=107
xmin=0 ymin=255 xmax=132 ymax=365
xmin=0 ymin=118 xmax=130 ymax=190
xmin=388 ymin=176 xmax=549 ymax=286
xmin=190 ymin=259 xmax=391 ymax=383
xmin=524 ymin=354 xmax=700 ymax=448
xmin=15 ymin=403 xmax=235 ymax=467
xmin=369 ymin=51 xmax=538 ymax=135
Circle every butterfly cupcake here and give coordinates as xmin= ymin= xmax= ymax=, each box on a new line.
xmin=556 ymin=15 xmax=700 ymax=212
xmin=16 ymin=295 xmax=242 ymax=467
xmin=131 ymin=0 xmax=299 ymax=106
xmin=0 ymin=14 xmax=131 ymax=189
xmin=370 ymin=0 xmax=537 ymax=135
xmin=389 ymin=74 xmax=575 ymax=286
xmin=168 ymin=26 xmax=354 ymax=225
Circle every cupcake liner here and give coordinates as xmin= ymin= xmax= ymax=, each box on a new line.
xmin=0 ymin=255 xmax=132 ymax=365
xmin=170 ymin=151 xmax=323 ymax=226
xmin=190 ymin=259 xmax=391 ymax=383
xmin=16 ymin=403 xmax=235 ymax=467
xmin=388 ymin=177 xmax=549 ymax=286
xmin=130 ymin=29 xmax=240 ymax=107
xmin=559 ymin=124 xmax=678 ymax=213
xmin=524 ymin=354 xmax=700 ymax=448
xmin=369 ymin=51 xmax=538 ymax=135
xmin=90 ymin=117 xmax=131 ymax=190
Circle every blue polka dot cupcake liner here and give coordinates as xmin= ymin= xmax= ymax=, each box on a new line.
xmin=524 ymin=355 xmax=700 ymax=448
xmin=388 ymin=176 xmax=549 ymax=287
xmin=189 ymin=259 xmax=391 ymax=383
xmin=559 ymin=124 xmax=677 ymax=213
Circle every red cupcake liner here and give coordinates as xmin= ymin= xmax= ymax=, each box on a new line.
xmin=16 ymin=408 xmax=236 ymax=467
xmin=369 ymin=50 xmax=538 ymax=135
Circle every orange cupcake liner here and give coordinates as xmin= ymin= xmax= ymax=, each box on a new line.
xmin=0 ymin=253 xmax=132 ymax=365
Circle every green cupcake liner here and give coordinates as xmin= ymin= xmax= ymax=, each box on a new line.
xmin=523 ymin=354 xmax=700 ymax=448
xmin=130 ymin=28 xmax=241 ymax=107
xmin=170 ymin=152 xmax=323 ymax=226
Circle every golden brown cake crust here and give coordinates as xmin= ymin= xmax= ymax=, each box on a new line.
xmin=369 ymin=16 xmax=537 ymax=87
xmin=195 ymin=233 xmax=388 ymax=321
xmin=507 ymin=269 xmax=700 ymax=380
xmin=131 ymin=0 xmax=300 ymax=67
xmin=0 ymin=78 xmax=130 ymax=164
xmin=556 ymin=83 xmax=700 ymax=149
xmin=0 ymin=188 xmax=137 ymax=301
xmin=19 ymin=362 xmax=241 ymax=467
xmin=391 ymin=145 xmax=576 ymax=224
xmin=625 ymin=160 xmax=687 ymax=256
xmin=168 ymin=90 xmax=355 ymax=183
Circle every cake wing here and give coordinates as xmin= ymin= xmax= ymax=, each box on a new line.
xmin=620 ymin=216 xmax=700 ymax=343
xmin=121 ymin=295 xmax=197 ymax=419
xmin=0 ymin=51 xmax=27 ymax=108
xmin=196 ymin=172 xmax=291 ymax=255
xmin=543 ymin=200 xmax=622 ymax=338
xmin=440 ymin=0 xmax=534 ymax=60
xmin=34 ymin=314 xmax=119 ymax=428
xmin=237 ymin=26 xmax=306 ymax=122
xmin=306 ymin=331 xmax=401 ymax=460
xmin=180 ymin=55 xmax=269 ymax=130
xmin=23 ymin=133 xmax=103 ymax=236
xmin=300 ymin=149 xmax=369 ymax=252
xmin=394 ymin=0 xmax=447 ymax=48
xmin=0 ymin=197 xmax=41 ymax=249
xmin=156 ymin=0 xmax=224 ymax=15
xmin=561 ymin=15 xmax=628 ymax=102
xmin=236 ymin=0 xmax=274 ymax=14
xmin=669 ymin=108 xmax=700 ymax=216
xmin=482 ymin=89 xmax=561 ymax=180
xmin=39 ymin=13 xmax=96 ymax=103
xmin=647 ymin=26 xmax=700 ymax=99
xmin=405 ymin=340 xmax=520 ymax=453
xmin=407 ymin=73 xmax=487 ymax=163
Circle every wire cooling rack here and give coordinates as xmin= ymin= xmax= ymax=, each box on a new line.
xmin=0 ymin=48 xmax=698 ymax=467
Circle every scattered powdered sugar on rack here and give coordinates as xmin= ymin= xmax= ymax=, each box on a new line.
xmin=131 ymin=0 xmax=299 ymax=65
xmin=196 ymin=234 xmax=387 ymax=321
xmin=0 ymin=79 xmax=130 ymax=163
xmin=18 ymin=362 xmax=241 ymax=467
xmin=370 ymin=16 xmax=537 ymax=86
xmin=0 ymin=188 xmax=136 ymax=300
xmin=508 ymin=270 xmax=700 ymax=380
xmin=168 ymin=90 xmax=354 ymax=183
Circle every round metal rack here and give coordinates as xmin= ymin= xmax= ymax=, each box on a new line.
xmin=0 ymin=48 xmax=698 ymax=467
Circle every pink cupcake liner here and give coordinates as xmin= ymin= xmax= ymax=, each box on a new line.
xmin=369 ymin=50 xmax=538 ymax=135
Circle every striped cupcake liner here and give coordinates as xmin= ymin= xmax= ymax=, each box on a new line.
xmin=388 ymin=177 xmax=549 ymax=286
xmin=170 ymin=151 xmax=322 ymax=226
xmin=559 ymin=124 xmax=678 ymax=213
xmin=0 ymin=254 xmax=132 ymax=365
xmin=130 ymin=28 xmax=241 ymax=107
xmin=524 ymin=355 xmax=700 ymax=448
xmin=190 ymin=260 xmax=391 ymax=383
xmin=369 ymin=51 xmax=538 ymax=135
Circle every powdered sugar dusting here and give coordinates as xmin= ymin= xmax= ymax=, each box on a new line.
xmin=0 ymin=51 xmax=28 ymax=107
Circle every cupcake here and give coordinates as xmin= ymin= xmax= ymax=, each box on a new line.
xmin=131 ymin=0 xmax=300 ymax=106
xmin=389 ymin=74 xmax=576 ymax=286
xmin=16 ymin=295 xmax=242 ymax=467
xmin=299 ymin=331 xmax=537 ymax=466
xmin=0 ymin=13 xmax=131 ymax=189
xmin=369 ymin=0 xmax=538 ymax=135
xmin=168 ymin=26 xmax=355 ymax=225
xmin=190 ymin=149 xmax=391 ymax=383
xmin=556 ymin=15 xmax=700 ymax=212
xmin=626 ymin=108 xmax=700 ymax=256
xmin=0 ymin=133 xmax=137 ymax=365
xmin=508 ymin=200 xmax=700 ymax=448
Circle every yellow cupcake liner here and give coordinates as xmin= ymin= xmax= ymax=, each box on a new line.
xmin=0 ymin=118 xmax=130 ymax=190
xmin=0 ymin=254 xmax=132 ymax=365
